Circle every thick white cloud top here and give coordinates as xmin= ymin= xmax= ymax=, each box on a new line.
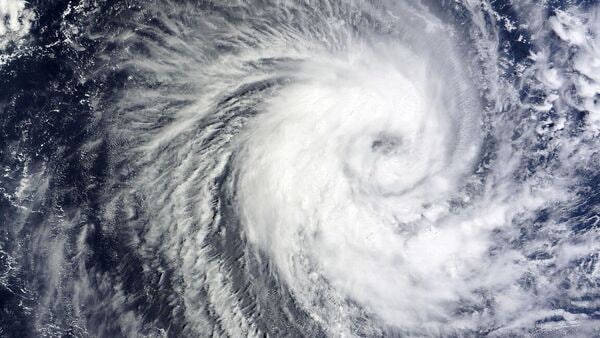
xmin=0 ymin=0 xmax=33 ymax=49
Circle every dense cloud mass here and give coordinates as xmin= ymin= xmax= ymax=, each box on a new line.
xmin=1 ymin=0 xmax=599 ymax=337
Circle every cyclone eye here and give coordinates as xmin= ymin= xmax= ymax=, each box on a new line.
xmin=371 ymin=135 xmax=403 ymax=155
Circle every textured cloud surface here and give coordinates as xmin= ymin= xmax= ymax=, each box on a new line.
xmin=1 ymin=1 xmax=599 ymax=337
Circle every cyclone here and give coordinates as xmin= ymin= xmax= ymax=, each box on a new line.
xmin=1 ymin=0 xmax=600 ymax=337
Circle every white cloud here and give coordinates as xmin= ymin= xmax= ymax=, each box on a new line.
xmin=0 ymin=0 xmax=34 ymax=49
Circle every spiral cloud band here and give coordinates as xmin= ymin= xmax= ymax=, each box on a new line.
xmin=1 ymin=0 xmax=600 ymax=337
xmin=235 ymin=31 xmax=484 ymax=331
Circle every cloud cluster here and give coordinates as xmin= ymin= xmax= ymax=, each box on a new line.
xmin=0 ymin=0 xmax=34 ymax=50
